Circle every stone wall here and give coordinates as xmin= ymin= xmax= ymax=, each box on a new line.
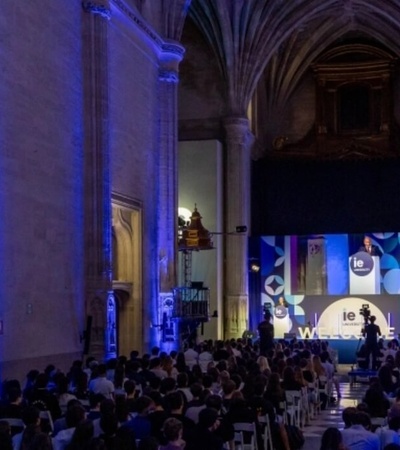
xmin=109 ymin=4 xmax=162 ymax=352
xmin=0 ymin=1 xmax=85 ymax=380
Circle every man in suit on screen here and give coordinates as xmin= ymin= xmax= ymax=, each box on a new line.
xmin=359 ymin=236 xmax=382 ymax=257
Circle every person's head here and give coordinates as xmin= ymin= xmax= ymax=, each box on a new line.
xmin=100 ymin=413 xmax=118 ymax=436
xmin=160 ymin=377 xmax=176 ymax=395
xmin=65 ymin=403 xmax=86 ymax=428
xmin=364 ymin=236 xmax=372 ymax=247
xmin=162 ymin=417 xmax=183 ymax=442
xmin=22 ymin=406 xmax=41 ymax=427
xmin=151 ymin=346 xmax=160 ymax=357
xmin=71 ymin=420 xmax=94 ymax=443
xmin=96 ymin=364 xmax=106 ymax=377
xmin=164 ymin=392 xmax=184 ymax=413
xmin=370 ymin=316 xmax=376 ymax=323
xmin=198 ymin=407 xmax=219 ymax=431
xmin=205 ymin=394 xmax=222 ymax=411
xmin=7 ymin=387 xmax=22 ymax=404
xmin=354 ymin=411 xmax=371 ymax=430
xmin=222 ymin=380 xmax=236 ymax=397
xmin=278 ymin=297 xmax=285 ymax=305
xmin=319 ymin=427 xmax=343 ymax=450
xmin=135 ymin=395 xmax=154 ymax=416
xmin=124 ymin=380 xmax=136 ymax=396
xmin=342 ymin=407 xmax=357 ymax=428
xmin=89 ymin=393 xmax=106 ymax=410
xmin=282 ymin=366 xmax=295 ymax=384
xmin=34 ymin=373 xmax=48 ymax=389
xmin=176 ymin=372 xmax=189 ymax=388
xmin=100 ymin=398 xmax=115 ymax=416
xmin=189 ymin=382 xmax=203 ymax=399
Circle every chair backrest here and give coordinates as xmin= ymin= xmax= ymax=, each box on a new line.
xmin=258 ymin=414 xmax=273 ymax=450
xmin=285 ymin=390 xmax=301 ymax=405
xmin=233 ymin=422 xmax=257 ymax=433
xmin=39 ymin=410 xmax=54 ymax=434
xmin=234 ymin=431 xmax=244 ymax=450
xmin=233 ymin=422 xmax=257 ymax=450
xmin=2 ymin=418 xmax=24 ymax=436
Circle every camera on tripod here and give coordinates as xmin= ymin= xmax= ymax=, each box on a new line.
xmin=359 ymin=304 xmax=371 ymax=324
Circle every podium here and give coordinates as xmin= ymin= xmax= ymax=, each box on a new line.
xmin=274 ymin=305 xmax=290 ymax=338
xmin=349 ymin=252 xmax=380 ymax=295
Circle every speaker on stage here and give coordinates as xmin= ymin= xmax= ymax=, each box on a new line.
xmin=274 ymin=297 xmax=291 ymax=339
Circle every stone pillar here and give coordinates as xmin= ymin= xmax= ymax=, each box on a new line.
xmin=82 ymin=0 xmax=116 ymax=361
xmin=157 ymin=42 xmax=184 ymax=348
xmin=224 ymin=117 xmax=253 ymax=339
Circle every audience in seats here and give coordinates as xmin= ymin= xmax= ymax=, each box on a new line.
xmin=7 ymin=336 xmax=400 ymax=450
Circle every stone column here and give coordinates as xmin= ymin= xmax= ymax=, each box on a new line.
xmin=156 ymin=42 xmax=184 ymax=347
xmin=224 ymin=117 xmax=253 ymax=339
xmin=82 ymin=0 xmax=116 ymax=361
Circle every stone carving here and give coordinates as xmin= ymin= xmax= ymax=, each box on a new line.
xmin=82 ymin=1 xmax=111 ymax=19
xmin=158 ymin=69 xmax=179 ymax=83
xmin=111 ymin=0 xmax=163 ymax=46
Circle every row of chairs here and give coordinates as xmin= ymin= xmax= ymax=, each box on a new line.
xmin=233 ymin=415 xmax=273 ymax=450
xmin=2 ymin=410 xmax=54 ymax=436
xmin=283 ymin=376 xmax=333 ymax=429
xmin=233 ymin=377 xmax=334 ymax=450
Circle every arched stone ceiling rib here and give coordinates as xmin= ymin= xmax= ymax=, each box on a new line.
xmin=188 ymin=0 xmax=400 ymax=117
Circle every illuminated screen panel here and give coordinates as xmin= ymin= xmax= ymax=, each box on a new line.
xmin=259 ymin=232 xmax=400 ymax=341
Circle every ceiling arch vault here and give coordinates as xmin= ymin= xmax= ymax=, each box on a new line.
xmin=186 ymin=0 xmax=400 ymax=127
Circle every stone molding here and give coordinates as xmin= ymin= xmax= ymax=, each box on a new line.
xmin=82 ymin=1 xmax=111 ymax=20
xmin=158 ymin=69 xmax=179 ymax=83
xmin=161 ymin=42 xmax=185 ymax=59
xmin=111 ymin=0 xmax=163 ymax=47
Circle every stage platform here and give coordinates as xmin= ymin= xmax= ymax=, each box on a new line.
xmin=347 ymin=369 xmax=377 ymax=386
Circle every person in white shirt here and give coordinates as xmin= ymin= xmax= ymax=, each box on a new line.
xmin=198 ymin=343 xmax=213 ymax=373
xmin=342 ymin=411 xmax=380 ymax=450
xmin=88 ymin=364 xmax=115 ymax=399
xmin=375 ymin=403 xmax=400 ymax=449
xmin=184 ymin=343 xmax=199 ymax=370
xmin=320 ymin=351 xmax=341 ymax=398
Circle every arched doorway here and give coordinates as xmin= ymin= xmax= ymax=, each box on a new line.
xmin=112 ymin=196 xmax=143 ymax=355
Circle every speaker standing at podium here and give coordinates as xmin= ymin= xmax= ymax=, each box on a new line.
xmin=358 ymin=236 xmax=382 ymax=257
xmin=274 ymin=296 xmax=290 ymax=339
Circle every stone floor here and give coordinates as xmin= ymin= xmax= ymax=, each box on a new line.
xmin=301 ymin=364 xmax=367 ymax=450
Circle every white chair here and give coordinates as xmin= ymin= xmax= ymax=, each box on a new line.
xmin=309 ymin=379 xmax=321 ymax=415
xmin=258 ymin=414 xmax=273 ymax=450
xmin=285 ymin=390 xmax=303 ymax=428
xmin=318 ymin=376 xmax=332 ymax=406
xmin=2 ymin=418 xmax=24 ymax=436
xmin=300 ymin=386 xmax=311 ymax=424
xmin=278 ymin=401 xmax=287 ymax=424
xmin=233 ymin=430 xmax=245 ymax=450
xmin=233 ymin=422 xmax=258 ymax=450
xmin=39 ymin=410 xmax=54 ymax=434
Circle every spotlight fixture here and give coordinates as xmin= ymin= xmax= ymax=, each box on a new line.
xmin=250 ymin=263 xmax=260 ymax=273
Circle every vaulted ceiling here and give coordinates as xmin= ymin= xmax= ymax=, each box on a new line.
xmin=188 ymin=0 xmax=400 ymax=115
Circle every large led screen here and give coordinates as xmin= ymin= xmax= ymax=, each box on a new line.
xmin=259 ymin=232 xmax=400 ymax=341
